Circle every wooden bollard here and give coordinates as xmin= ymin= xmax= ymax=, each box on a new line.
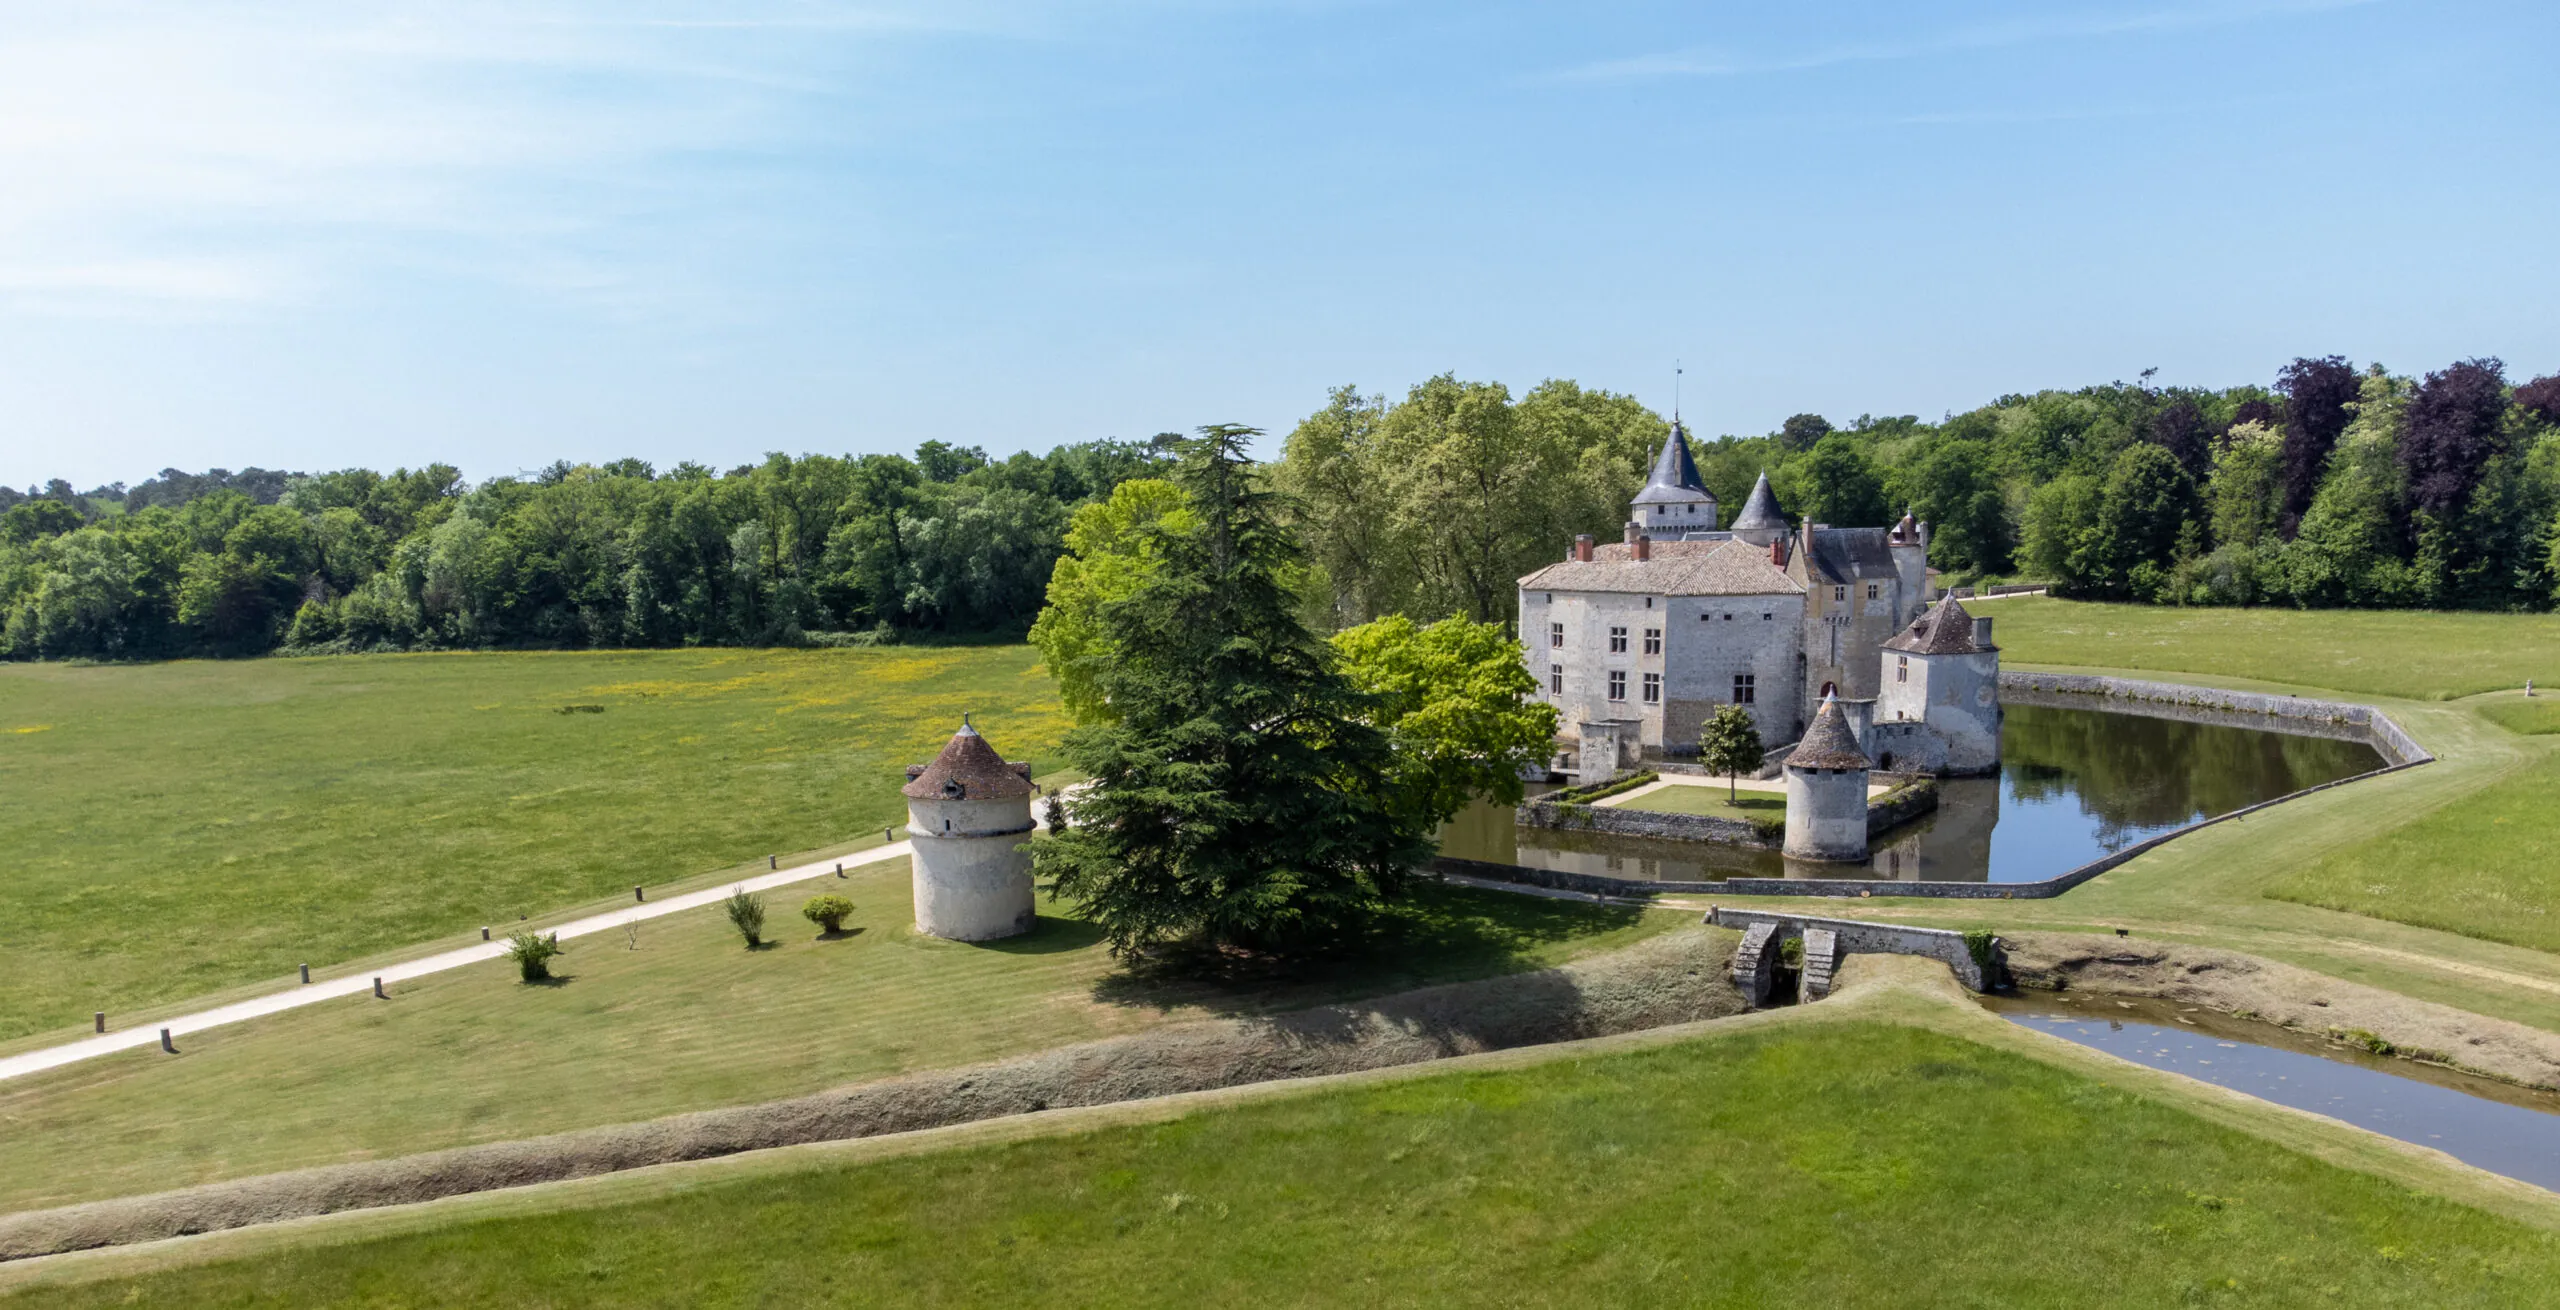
xmin=835 ymin=863 xmax=845 ymax=878
xmin=159 ymin=1028 xmax=175 ymax=1054
xmin=300 ymin=963 xmax=311 ymax=984
xmin=768 ymin=855 xmax=777 ymax=870
xmin=634 ymin=885 xmax=645 ymax=903
xmin=94 ymin=1011 xmax=105 ymax=1034
xmin=372 ymin=976 xmax=387 ymax=999
xmin=885 ymin=827 xmax=894 ymax=842
xmin=481 ymin=926 xmax=491 ymax=941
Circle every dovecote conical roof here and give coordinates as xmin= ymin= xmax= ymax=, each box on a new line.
xmin=1785 ymin=694 xmax=1871 ymax=771
xmin=1728 ymin=471 xmax=1787 ymax=532
xmin=1885 ymin=595 xmax=1987 ymax=655
xmin=902 ymin=722 xmax=1035 ymax=800
xmin=1630 ymin=422 xmax=1713 ymax=506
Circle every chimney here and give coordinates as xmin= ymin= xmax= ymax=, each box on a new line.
xmin=1632 ymin=532 xmax=1652 ymax=562
xmin=1768 ymin=537 xmax=1786 ymax=566
xmin=1573 ymin=533 xmax=1594 ymax=563
xmin=1623 ymin=520 xmax=1641 ymax=546
xmin=1974 ymin=616 xmax=1994 ymax=648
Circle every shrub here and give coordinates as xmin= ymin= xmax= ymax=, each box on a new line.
xmin=725 ymin=887 xmax=768 ymax=947
xmin=801 ymin=894 xmax=854 ymax=935
xmin=1962 ymin=929 xmax=1998 ymax=971
xmin=505 ymin=932 xmax=563 ymax=982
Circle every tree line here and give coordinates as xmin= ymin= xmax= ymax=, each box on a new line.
xmin=0 ymin=442 xmax=1169 ymax=660
xmin=1276 ymin=357 xmax=2560 ymax=618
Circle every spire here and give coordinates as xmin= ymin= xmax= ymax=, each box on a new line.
xmin=1629 ymin=422 xmax=1712 ymax=506
xmin=1786 ymin=692 xmax=1871 ymax=770
xmin=1729 ymin=471 xmax=1786 ymax=533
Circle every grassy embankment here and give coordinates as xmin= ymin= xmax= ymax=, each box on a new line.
xmin=1613 ymin=784 xmax=1784 ymax=823
xmin=0 ymin=647 xmax=1070 ymax=1044
xmin=1749 ymin=598 xmax=2560 ymax=1034
xmin=0 ymin=870 xmax=1675 ymax=1213
xmin=10 ymin=961 xmax=2557 ymax=1307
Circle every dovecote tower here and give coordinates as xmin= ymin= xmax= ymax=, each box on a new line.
xmin=902 ymin=721 xmax=1037 ymax=941
xmin=1783 ymin=693 xmax=1871 ymax=862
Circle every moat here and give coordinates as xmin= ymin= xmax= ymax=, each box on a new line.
xmin=1438 ymin=702 xmax=2386 ymax=884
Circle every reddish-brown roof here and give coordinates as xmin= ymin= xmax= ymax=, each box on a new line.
xmin=1785 ymin=696 xmax=1871 ymax=771
xmin=1884 ymin=596 xmax=1987 ymax=656
xmin=903 ymin=723 xmax=1035 ymax=800
xmin=1518 ymin=536 xmax=1804 ymax=597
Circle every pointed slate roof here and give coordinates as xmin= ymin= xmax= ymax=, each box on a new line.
xmin=903 ymin=721 xmax=1035 ymax=800
xmin=1630 ymin=422 xmax=1713 ymax=506
xmin=1786 ymin=694 xmax=1871 ymax=770
xmin=1728 ymin=471 xmax=1787 ymax=532
xmin=1884 ymin=595 xmax=1988 ymax=656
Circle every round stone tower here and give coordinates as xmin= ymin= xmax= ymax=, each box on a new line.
xmin=1783 ymin=693 xmax=1872 ymax=862
xmin=901 ymin=719 xmax=1037 ymax=941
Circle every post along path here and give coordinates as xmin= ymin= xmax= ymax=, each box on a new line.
xmin=0 ymin=842 xmax=918 ymax=1085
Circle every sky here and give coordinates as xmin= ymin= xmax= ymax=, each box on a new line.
xmin=2 ymin=0 xmax=2555 ymax=490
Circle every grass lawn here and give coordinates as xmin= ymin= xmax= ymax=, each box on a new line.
xmin=0 ymin=647 xmax=1069 ymax=1043
xmin=0 ymin=868 xmax=1678 ymax=1213
xmin=1984 ymin=598 xmax=2560 ymax=700
xmin=2477 ymin=695 xmax=2560 ymax=736
xmin=12 ymin=1018 xmax=2556 ymax=1307
xmin=1615 ymin=784 xmax=1785 ymax=824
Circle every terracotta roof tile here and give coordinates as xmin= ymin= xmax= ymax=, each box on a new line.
xmin=1883 ymin=596 xmax=1986 ymax=655
xmin=903 ymin=723 xmax=1035 ymax=800
xmin=1519 ymin=536 xmax=1804 ymax=597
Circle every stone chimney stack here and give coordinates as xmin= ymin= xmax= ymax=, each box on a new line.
xmin=1631 ymin=527 xmax=1651 ymax=561
xmin=1974 ymin=615 xmax=1995 ymax=648
xmin=1573 ymin=533 xmax=1594 ymax=563
xmin=1623 ymin=520 xmax=1641 ymax=546
xmin=1768 ymin=537 xmax=1786 ymax=566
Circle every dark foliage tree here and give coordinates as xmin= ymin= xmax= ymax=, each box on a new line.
xmin=2400 ymin=357 xmax=2510 ymax=520
xmin=2516 ymin=374 xmax=2560 ymax=429
xmin=2092 ymin=443 xmax=2199 ymax=598
xmin=1033 ymin=425 xmax=1431 ymax=957
xmin=2276 ymin=356 xmax=2358 ymax=536
xmin=1796 ymin=434 xmax=1889 ymax=528
xmin=2145 ymin=399 xmax=2212 ymax=480
xmin=1778 ymin=413 xmax=1834 ymax=452
xmin=2226 ymin=396 xmax=2279 ymax=434
xmin=1897 ymin=438 xmax=2010 ymax=575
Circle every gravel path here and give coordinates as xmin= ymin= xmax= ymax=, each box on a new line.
xmin=0 ymin=844 xmax=914 ymax=1085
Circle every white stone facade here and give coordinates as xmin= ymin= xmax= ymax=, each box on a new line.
xmin=902 ymin=724 xmax=1038 ymax=942
xmin=1782 ymin=765 xmax=1869 ymax=861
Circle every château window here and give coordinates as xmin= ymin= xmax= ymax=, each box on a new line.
xmin=1550 ymin=622 xmax=1564 ymax=649
xmin=1897 ymin=655 xmax=1909 ymax=683
xmin=1642 ymin=672 xmax=1661 ymax=704
xmin=1550 ymin=664 xmax=1563 ymax=695
xmin=1732 ymin=673 xmax=1756 ymax=704
xmin=1833 ymin=586 xmax=1846 ymax=602
xmin=1608 ymin=626 xmax=1628 ymax=653
xmin=1643 ymin=628 xmax=1661 ymax=655
xmin=1762 ymin=613 xmax=1773 ymax=620
xmin=1867 ymin=583 xmax=1879 ymax=599
xmin=1607 ymin=670 xmax=1627 ymax=702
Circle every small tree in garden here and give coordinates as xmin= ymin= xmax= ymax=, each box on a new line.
xmin=801 ymin=894 xmax=854 ymax=935
xmin=505 ymin=931 xmax=563 ymax=982
xmin=724 ymin=887 xmax=768 ymax=947
xmin=1698 ymin=705 xmax=1764 ymax=802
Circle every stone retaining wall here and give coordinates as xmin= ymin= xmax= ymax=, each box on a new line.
xmin=1518 ymin=776 xmax=1938 ymax=852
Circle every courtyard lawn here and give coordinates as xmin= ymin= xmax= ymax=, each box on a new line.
xmin=10 ymin=1017 xmax=2557 ymax=1307
xmin=0 ymin=868 xmax=1676 ymax=1214
xmin=0 ymin=647 xmax=1071 ymax=1044
xmin=1983 ymin=597 xmax=2560 ymax=700
xmin=1613 ymin=783 xmax=1786 ymax=824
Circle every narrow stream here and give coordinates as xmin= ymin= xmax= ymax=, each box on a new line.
xmin=1985 ymin=991 xmax=2560 ymax=1192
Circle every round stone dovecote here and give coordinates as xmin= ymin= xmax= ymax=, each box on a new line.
xmin=1783 ymin=693 xmax=1871 ymax=862
xmin=902 ymin=721 xmax=1037 ymax=941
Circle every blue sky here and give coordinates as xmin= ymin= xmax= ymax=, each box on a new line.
xmin=2 ymin=0 xmax=2553 ymax=488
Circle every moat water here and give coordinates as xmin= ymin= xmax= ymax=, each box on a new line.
xmin=1984 ymin=992 xmax=2560 ymax=1192
xmin=1436 ymin=703 xmax=2384 ymax=885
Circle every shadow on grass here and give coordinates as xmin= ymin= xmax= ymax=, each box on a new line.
xmin=1088 ymin=880 xmax=1645 ymax=1019
xmin=975 ymin=915 xmax=1108 ymax=956
xmin=518 ymin=974 xmax=574 ymax=988
xmin=813 ymin=927 xmax=868 ymax=943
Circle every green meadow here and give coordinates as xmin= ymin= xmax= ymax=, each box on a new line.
xmin=0 ymin=647 xmax=1070 ymax=1043
xmin=11 ymin=1019 xmax=2555 ymax=1308
xmin=1981 ymin=598 xmax=2560 ymax=700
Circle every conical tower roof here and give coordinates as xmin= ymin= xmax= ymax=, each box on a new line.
xmin=1884 ymin=595 xmax=1987 ymax=656
xmin=1785 ymin=693 xmax=1871 ymax=770
xmin=1729 ymin=471 xmax=1787 ymax=532
xmin=903 ymin=721 xmax=1035 ymax=800
xmin=1630 ymin=422 xmax=1712 ymax=505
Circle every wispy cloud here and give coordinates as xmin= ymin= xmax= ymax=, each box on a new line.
xmin=0 ymin=1 xmax=1020 ymax=318
xmin=1540 ymin=0 xmax=2381 ymax=84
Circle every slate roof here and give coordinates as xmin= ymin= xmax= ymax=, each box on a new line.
xmin=1519 ymin=536 xmax=1804 ymax=597
xmin=1630 ymin=422 xmax=1714 ymax=506
xmin=1804 ymin=526 xmax=1903 ymax=584
xmin=1728 ymin=472 xmax=1787 ymax=532
xmin=903 ymin=722 xmax=1035 ymax=800
xmin=1883 ymin=596 xmax=1989 ymax=655
xmin=1786 ymin=695 xmax=1871 ymax=770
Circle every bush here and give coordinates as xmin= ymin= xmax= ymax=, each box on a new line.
xmin=801 ymin=894 xmax=854 ymax=935
xmin=505 ymin=931 xmax=563 ymax=982
xmin=725 ymin=887 xmax=768 ymax=947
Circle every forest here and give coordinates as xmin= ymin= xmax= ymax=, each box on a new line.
xmin=4 ymin=355 xmax=2557 ymax=661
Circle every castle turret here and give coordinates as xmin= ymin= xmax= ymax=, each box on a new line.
xmin=1728 ymin=472 xmax=1788 ymax=548
xmin=902 ymin=721 xmax=1037 ymax=940
xmin=1876 ymin=596 xmax=2003 ymax=775
xmin=1783 ymin=693 xmax=1871 ymax=862
xmin=1629 ymin=422 xmax=1719 ymax=539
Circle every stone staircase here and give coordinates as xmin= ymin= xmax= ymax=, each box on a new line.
xmin=1798 ymin=928 xmax=1841 ymax=1002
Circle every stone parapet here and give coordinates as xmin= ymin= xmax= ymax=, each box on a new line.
xmin=1710 ymin=909 xmax=1990 ymax=992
